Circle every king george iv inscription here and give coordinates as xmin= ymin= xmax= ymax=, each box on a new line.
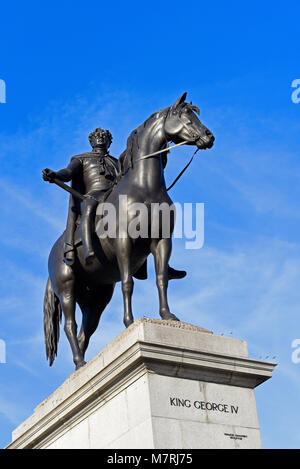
xmin=170 ymin=397 xmax=239 ymax=414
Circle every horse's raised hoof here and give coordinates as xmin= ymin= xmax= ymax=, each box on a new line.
xmin=168 ymin=266 xmax=187 ymax=280
xmin=75 ymin=360 xmax=87 ymax=371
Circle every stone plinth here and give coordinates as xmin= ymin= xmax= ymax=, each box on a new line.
xmin=6 ymin=318 xmax=276 ymax=449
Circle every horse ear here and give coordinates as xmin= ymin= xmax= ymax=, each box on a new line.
xmin=173 ymin=92 xmax=187 ymax=109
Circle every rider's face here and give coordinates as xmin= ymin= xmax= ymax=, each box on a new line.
xmin=93 ymin=132 xmax=110 ymax=149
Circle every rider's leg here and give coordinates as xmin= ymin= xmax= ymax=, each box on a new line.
xmin=63 ymin=196 xmax=77 ymax=266
xmin=80 ymin=198 xmax=98 ymax=263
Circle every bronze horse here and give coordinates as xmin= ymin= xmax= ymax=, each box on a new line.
xmin=43 ymin=93 xmax=215 ymax=370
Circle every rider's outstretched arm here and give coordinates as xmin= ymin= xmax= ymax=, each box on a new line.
xmin=43 ymin=158 xmax=82 ymax=183
xmin=54 ymin=158 xmax=82 ymax=182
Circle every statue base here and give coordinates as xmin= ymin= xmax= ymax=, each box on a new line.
xmin=6 ymin=318 xmax=276 ymax=449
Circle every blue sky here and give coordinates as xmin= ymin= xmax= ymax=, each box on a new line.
xmin=0 ymin=0 xmax=300 ymax=449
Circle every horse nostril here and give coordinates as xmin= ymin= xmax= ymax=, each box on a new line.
xmin=205 ymin=130 xmax=212 ymax=137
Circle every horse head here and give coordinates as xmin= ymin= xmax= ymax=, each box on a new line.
xmin=164 ymin=92 xmax=215 ymax=150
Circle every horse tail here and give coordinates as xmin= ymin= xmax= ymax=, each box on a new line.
xmin=43 ymin=278 xmax=62 ymax=366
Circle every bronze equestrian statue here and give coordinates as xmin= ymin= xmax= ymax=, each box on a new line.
xmin=42 ymin=93 xmax=215 ymax=370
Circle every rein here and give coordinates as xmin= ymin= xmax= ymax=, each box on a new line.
xmin=135 ymin=140 xmax=199 ymax=192
xmin=134 ymin=140 xmax=188 ymax=162
xmin=166 ymin=147 xmax=199 ymax=191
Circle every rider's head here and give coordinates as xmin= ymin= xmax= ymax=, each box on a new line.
xmin=89 ymin=128 xmax=112 ymax=150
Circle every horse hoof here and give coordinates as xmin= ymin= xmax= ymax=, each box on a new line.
xmin=75 ymin=360 xmax=87 ymax=370
xmin=161 ymin=313 xmax=180 ymax=322
xmin=124 ymin=317 xmax=134 ymax=328
xmin=168 ymin=267 xmax=187 ymax=280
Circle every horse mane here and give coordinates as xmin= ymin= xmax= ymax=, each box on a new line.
xmin=118 ymin=107 xmax=169 ymax=175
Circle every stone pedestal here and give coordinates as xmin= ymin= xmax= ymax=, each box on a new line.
xmin=6 ymin=318 xmax=276 ymax=449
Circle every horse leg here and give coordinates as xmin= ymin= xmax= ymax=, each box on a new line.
xmin=58 ymin=280 xmax=86 ymax=370
xmin=115 ymin=238 xmax=134 ymax=328
xmin=77 ymin=284 xmax=115 ymax=358
xmin=151 ymin=238 xmax=179 ymax=321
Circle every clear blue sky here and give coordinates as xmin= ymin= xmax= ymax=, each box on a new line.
xmin=0 ymin=0 xmax=300 ymax=449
